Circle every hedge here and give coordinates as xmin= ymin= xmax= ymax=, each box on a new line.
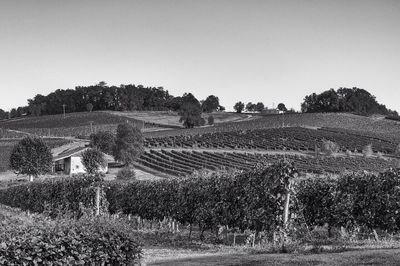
xmin=0 ymin=215 xmax=142 ymax=265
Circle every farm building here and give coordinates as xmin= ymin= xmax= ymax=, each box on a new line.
xmin=52 ymin=147 xmax=108 ymax=175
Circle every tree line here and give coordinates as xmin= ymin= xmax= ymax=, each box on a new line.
xmin=301 ymin=87 xmax=398 ymax=116
xmin=0 ymin=82 xmax=224 ymax=121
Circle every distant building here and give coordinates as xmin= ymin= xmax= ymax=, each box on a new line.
xmin=52 ymin=147 xmax=108 ymax=175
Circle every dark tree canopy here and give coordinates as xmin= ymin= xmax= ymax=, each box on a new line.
xmin=90 ymin=131 xmax=116 ymax=155
xmin=113 ymin=123 xmax=144 ymax=165
xmin=234 ymin=101 xmax=245 ymax=113
xmin=0 ymin=108 xmax=8 ymax=120
xmin=10 ymin=137 xmax=53 ymax=179
xmin=301 ymin=87 xmax=398 ymax=116
xmin=255 ymin=102 xmax=265 ymax=112
xmin=3 ymin=83 xmax=221 ymax=118
xmin=178 ymin=93 xmax=205 ymax=128
xmin=277 ymin=103 xmax=287 ymax=112
xmin=201 ymin=95 xmax=220 ymax=113
xmin=81 ymin=148 xmax=107 ymax=175
xmin=246 ymin=102 xmax=256 ymax=112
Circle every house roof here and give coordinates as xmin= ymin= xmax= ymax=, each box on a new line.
xmin=53 ymin=146 xmax=88 ymax=161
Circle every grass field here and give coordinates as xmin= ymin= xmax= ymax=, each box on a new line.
xmin=107 ymin=110 xmax=251 ymax=127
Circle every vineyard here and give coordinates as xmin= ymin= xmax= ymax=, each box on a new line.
xmin=136 ymin=149 xmax=397 ymax=177
xmin=0 ymin=111 xmax=173 ymax=138
xmin=144 ymin=112 xmax=400 ymax=141
xmin=145 ymin=127 xmax=397 ymax=154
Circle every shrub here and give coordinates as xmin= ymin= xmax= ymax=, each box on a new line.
xmin=0 ymin=216 xmax=142 ymax=265
xmin=363 ymin=144 xmax=373 ymax=157
xmin=116 ymin=166 xmax=136 ymax=180
xmin=208 ymin=115 xmax=214 ymax=125
xmin=321 ymin=140 xmax=339 ymax=156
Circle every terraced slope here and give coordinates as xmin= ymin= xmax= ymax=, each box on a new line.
xmin=137 ymin=149 xmax=397 ymax=177
xmin=145 ymin=127 xmax=398 ymax=154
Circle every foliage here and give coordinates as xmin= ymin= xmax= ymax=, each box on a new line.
xmin=0 ymin=174 xmax=108 ymax=217
xmin=9 ymin=137 xmax=53 ymax=178
xmin=295 ymin=168 xmax=400 ymax=232
xmin=90 ymin=130 xmax=116 ymax=155
xmin=321 ymin=140 xmax=340 ymax=156
xmin=208 ymin=115 xmax=215 ymax=125
xmin=246 ymin=102 xmax=256 ymax=112
xmin=301 ymin=87 xmax=398 ymax=116
xmin=116 ymin=166 xmax=136 ymax=180
xmin=234 ymin=101 xmax=245 ymax=113
xmin=0 ymin=215 xmax=142 ymax=265
xmin=277 ymin=103 xmax=287 ymax=112
xmin=113 ymin=123 xmax=144 ymax=165
xmin=86 ymin=102 xmax=93 ymax=112
xmin=255 ymin=102 xmax=265 ymax=112
xmin=81 ymin=148 xmax=107 ymax=175
xmin=201 ymin=95 xmax=220 ymax=113
xmin=179 ymin=102 xmax=205 ymax=128
xmin=107 ymin=161 xmax=298 ymax=234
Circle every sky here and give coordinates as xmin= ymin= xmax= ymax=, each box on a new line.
xmin=0 ymin=0 xmax=399 ymax=112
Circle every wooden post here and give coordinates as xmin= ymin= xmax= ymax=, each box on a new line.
xmin=95 ymin=186 xmax=101 ymax=216
xmin=282 ymin=181 xmax=292 ymax=252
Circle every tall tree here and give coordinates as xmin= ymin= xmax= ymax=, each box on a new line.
xmin=277 ymin=103 xmax=287 ymax=112
xmin=201 ymin=95 xmax=220 ymax=113
xmin=10 ymin=137 xmax=53 ymax=181
xmin=113 ymin=123 xmax=144 ymax=166
xmin=90 ymin=131 xmax=116 ymax=155
xmin=255 ymin=102 xmax=265 ymax=112
xmin=81 ymin=148 xmax=107 ymax=175
xmin=234 ymin=102 xmax=245 ymax=113
xmin=246 ymin=102 xmax=256 ymax=112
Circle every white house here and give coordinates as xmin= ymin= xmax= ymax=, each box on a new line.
xmin=53 ymin=146 xmax=108 ymax=175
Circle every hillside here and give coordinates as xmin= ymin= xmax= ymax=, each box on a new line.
xmin=106 ymin=111 xmax=250 ymax=128
xmin=145 ymin=112 xmax=400 ymax=141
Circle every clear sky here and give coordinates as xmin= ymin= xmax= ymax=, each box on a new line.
xmin=0 ymin=0 xmax=399 ymax=112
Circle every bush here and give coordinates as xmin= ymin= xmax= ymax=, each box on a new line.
xmin=116 ymin=166 xmax=136 ymax=180
xmin=0 ymin=216 xmax=142 ymax=265
xmin=363 ymin=144 xmax=373 ymax=157
xmin=321 ymin=140 xmax=339 ymax=156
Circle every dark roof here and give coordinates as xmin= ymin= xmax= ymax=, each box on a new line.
xmin=53 ymin=146 xmax=88 ymax=161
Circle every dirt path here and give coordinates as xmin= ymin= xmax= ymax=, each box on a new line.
xmin=147 ymin=248 xmax=400 ymax=266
